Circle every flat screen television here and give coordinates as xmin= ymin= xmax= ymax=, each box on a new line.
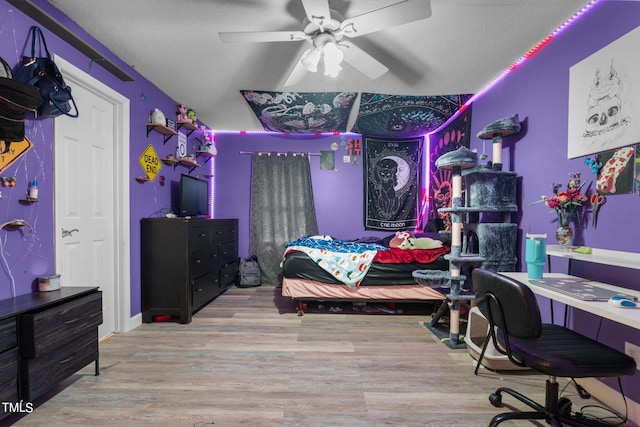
xmin=179 ymin=174 xmax=209 ymax=217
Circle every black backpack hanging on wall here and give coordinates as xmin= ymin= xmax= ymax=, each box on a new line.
xmin=15 ymin=26 xmax=78 ymax=118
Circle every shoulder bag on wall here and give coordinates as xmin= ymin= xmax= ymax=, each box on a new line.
xmin=0 ymin=55 xmax=43 ymax=142
xmin=15 ymin=26 xmax=78 ymax=118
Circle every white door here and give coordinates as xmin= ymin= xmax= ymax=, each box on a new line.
xmin=54 ymin=56 xmax=132 ymax=339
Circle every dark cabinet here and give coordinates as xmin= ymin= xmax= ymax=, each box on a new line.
xmin=19 ymin=291 xmax=102 ymax=401
xmin=141 ymin=218 xmax=239 ymax=324
xmin=0 ymin=287 xmax=101 ymax=419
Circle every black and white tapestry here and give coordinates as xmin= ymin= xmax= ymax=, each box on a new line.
xmin=241 ymin=90 xmax=357 ymax=133
xmin=364 ymin=137 xmax=422 ymax=231
xmin=352 ymin=93 xmax=473 ymax=138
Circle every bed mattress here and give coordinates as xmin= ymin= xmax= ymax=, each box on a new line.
xmin=282 ymin=250 xmax=449 ymax=286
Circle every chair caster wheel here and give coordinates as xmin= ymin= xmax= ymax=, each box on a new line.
xmin=489 ymin=392 xmax=502 ymax=407
xmin=558 ymin=397 xmax=572 ymax=416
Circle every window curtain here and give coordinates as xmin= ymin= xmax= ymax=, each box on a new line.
xmin=249 ymin=153 xmax=318 ymax=285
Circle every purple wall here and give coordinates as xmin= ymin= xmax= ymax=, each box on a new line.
xmin=214 ymin=132 xmax=403 ymax=259
xmin=470 ymin=1 xmax=640 ymax=399
xmin=0 ymin=0 xmax=209 ymax=315
xmin=2 ymin=0 xmax=639 ymax=401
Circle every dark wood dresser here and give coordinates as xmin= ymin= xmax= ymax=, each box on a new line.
xmin=141 ymin=218 xmax=239 ymax=324
xmin=0 ymin=287 xmax=101 ymax=419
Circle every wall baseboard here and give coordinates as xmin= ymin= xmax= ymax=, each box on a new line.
xmin=125 ymin=313 xmax=142 ymax=333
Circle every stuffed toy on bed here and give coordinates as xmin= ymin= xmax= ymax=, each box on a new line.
xmin=389 ymin=231 xmax=443 ymax=250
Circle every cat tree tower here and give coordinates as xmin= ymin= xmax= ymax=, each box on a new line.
xmin=414 ymin=114 xmax=521 ymax=350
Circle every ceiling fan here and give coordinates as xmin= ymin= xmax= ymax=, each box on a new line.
xmin=219 ymin=0 xmax=432 ymax=86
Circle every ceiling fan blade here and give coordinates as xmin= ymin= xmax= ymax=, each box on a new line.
xmin=283 ymin=56 xmax=310 ymax=87
xmin=340 ymin=41 xmax=389 ymax=80
xmin=340 ymin=0 xmax=432 ymax=38
xmin=301 ymin=0 xmax=332 ymax=28
xmin=219 ymin=30 xmax=309 ymax=43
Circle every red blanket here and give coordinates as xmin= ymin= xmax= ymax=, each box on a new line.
xmin=373 ymin=246 xmax=450 ymax=264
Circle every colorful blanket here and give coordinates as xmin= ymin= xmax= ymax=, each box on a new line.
xmin=283 ymin=237 xmax=387 ymax=288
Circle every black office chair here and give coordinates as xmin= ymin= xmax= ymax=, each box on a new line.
xmin=472 ymin=268 xmax=636 ymax=427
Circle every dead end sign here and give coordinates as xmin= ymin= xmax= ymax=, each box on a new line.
xmin=0 ymin=137 xmax=33 ymax=173
xmin=139 ymin=144 xmax=162 ymax=182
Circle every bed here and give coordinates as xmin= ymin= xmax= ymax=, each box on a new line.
xmin=281 ymin=234 xmax=450 ymax=310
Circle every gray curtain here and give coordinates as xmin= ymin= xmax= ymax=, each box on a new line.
xmin=249 ymin=153 xmax=318 ymax=285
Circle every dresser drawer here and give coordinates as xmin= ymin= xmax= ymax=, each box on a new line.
xmin=221 ymin=260 xmax=239 ymax=288
xmin=0 ymin=317 xmax=16 ymax=353
xmin=218 ymin=240 xmax=238 ymax=265
xmin=192 ymin=270 xmax=219 ymax=309
xmin=21 ymin=330 xmax=98 ymax=401
xmin=190 ymin=248 xmax=216 ymax=277
xmin=20 ymin=291 xmax=102 ymax=358
xmin=211 ymin=222 xmax=237 ymax=242
xmin=0 ymin=347 xmax=18 ymax=406
xmin=189 ymin=225 xmax=212 ymax=249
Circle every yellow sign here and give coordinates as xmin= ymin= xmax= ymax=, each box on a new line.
xmin=0 ymin=137 xmax=33 ymax=173
xmin=138 ymin=144 xmax=162 ymax=182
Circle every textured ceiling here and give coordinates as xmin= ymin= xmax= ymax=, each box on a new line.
xmin=47 ymin=0 xmax=590 ymax=132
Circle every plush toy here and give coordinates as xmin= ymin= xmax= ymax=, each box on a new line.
xmin=407 ymin=236 xmax=443 ymax=250
xmin=176 ymin=104 xmax=191 ymax=123
xmin=389 ymin=231 xmax=442 ymax=250
xmin=389 ymin=231 xmax=412 ymax=249
xmin=187 ymin=108 xmax=197 ymax=123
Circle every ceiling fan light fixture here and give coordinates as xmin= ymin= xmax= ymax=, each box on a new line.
xmin=301 ymin=47 xmax=322 ymax=72
xmin=323 ymin=42 xmax=344 ymax=77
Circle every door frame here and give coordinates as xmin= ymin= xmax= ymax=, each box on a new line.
xmin=53 ymin=55 xmax=134 ymax=333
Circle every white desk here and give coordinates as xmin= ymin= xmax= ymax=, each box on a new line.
xmin=500 ymin=272 xmax=640 ymax=330
xmin=546 ymin=245 xmax=640 ymax=272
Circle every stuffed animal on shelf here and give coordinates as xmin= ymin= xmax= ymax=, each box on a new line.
xmin=177 ymin=104 xmax=193 ymax=124
xmin=176 ymin=104 xmax=188 ymax=123
xmin=187 ymin=108 xmax=197 ymax=123
xmin=389 ymin=231 xmax=442 ymax=250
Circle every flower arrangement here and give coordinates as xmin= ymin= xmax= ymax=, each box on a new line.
xmin=532 ymin=172 xmax=588 ymax=227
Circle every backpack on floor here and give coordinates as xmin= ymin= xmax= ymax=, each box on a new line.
xmin=239 ymin=256 xmax=261 ymax=287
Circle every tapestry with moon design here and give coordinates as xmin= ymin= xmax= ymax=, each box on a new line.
xmin=364 ymin=137 xmax=422 ymax=230
xmin=352 ymin=93 xmax=473 ymax=137
xmin=241 ymin=90 xmax=357 ymax=133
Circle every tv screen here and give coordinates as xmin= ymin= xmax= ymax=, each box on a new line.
xmin=179 ymin=174 xmax=209 ymax=217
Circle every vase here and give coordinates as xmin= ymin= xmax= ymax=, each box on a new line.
xmin=555 ymin=225 xmax=573 ymax=252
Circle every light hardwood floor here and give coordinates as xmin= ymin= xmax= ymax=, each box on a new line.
xmin=7 ymin=286 xmax=634 ymax=427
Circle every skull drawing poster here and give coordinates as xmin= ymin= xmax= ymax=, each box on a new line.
xmin=568 ymin=25 xmax=640 ymax=159
xmin=364 ymin=137 xmax=422 ymax=231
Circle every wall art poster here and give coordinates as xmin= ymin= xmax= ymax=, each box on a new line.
xmin=364 ymin=137 xmax=422 ymax=231
xmin=568 ymin=25 xmax=640 ymax=159
xmin=596 ymin=145 xmax=635 ymax=195
xmin=320 ymin=151 xmax=335 ymax=171
xmin=428 ymin=107 xmax=472 ymax=230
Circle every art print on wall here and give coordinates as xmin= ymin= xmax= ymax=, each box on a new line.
xmin=364 ymin=137 xmax=422 ymax=231
xmin=567 ymin=25 xmax=640 ymax=159
xmin=428 ymin=107 xmax=472 ymax=230
xmin=596 ymin=145 xmax=635 ymax=195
